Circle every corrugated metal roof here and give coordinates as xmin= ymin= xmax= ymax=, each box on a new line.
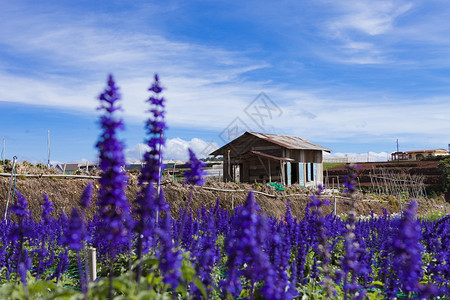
xmin=210 ymin=131 xmax=331 ymax=156
xmin=248 ymin=132 xmax=331 ymax=152
xmin=249 ymin=150 xmax=295 ymax=161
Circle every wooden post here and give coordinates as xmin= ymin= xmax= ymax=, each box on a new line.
xmin=227 ymin=150 xmax=231 ymax=183
xmin=280 ymin=161 xmax=285 ymax=185
xmin=286 ymin=161 xmax=291 ymax=186
xmin=172 ymin=163 xmax=176 ymax=183
xmin=231 ymin=192 xmax=235 ymax=211
xmin=88 ymin=247 xmax=97 ymax=282
xmin=333 ymin=195 xmax=337 ymax=216
xmin=268 ymin=159 xmax=271 ymax=182
xmin=443 ymin=194 xmax=447 ymax=216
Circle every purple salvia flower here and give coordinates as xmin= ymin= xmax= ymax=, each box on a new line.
xmin=192 ymin=211 xmax=218 ymax=298
xmin=134 ymin=74 xmax=169 ymax=287
xmin=96 ymin=74 xmax=132 ymax=257
xmin=311 ymin=256 xmax=319 ymax=280
xmin=63 ymin=208 xmax=88 ymax=298
xmin=343 ymin=164 xmax=360 ymax=194
xmin=140 ymin=74 xmax=167 ymax=186
xmin=155 ymin=185 xmax=169 ymax=212
xmin=40 ymin=193 xmax=54 ymax=224
xmin=286 ymin=258 xmax=298 ymax=299
xmin=266 ymin=224 xmax=293 ymax=299
xmin=221 ymin=191 xmax=276 ymax=299
xmin=18 ymin=262 xmax=29 ymax=299
xmin=11 ymin=190 xmax=29 ymax=273
xmin=156 ymin=213 xmax=182 ymax=288
xmin=79 ymin=182 xmax=93 ymax=246
xmin=177 ymin=148 xmax=206 ymax=243
xmin=134 ymin=182 xmax=157 ymax=254
xmin=52 ymin=249 xmax=69 ymax=282
xmin=63 ymin=208 xmax=84 ymax=251
xmin=11 ymin=190 xmax=29 ymax=221
xmin=284 ymin=200 xmax=295 ymax=241
xmin=391 ymin=200 xmax=424 ymax=295
xmin=184 ymin=148 xmax=206 ymax=186
xmin=56 ymin=210 xmax=69 ymax=247
xmin=339 ymin=165 xmax=367 ymax=299
xmin=306 ymin=185 xmax=334 ymax=297
xmin=80 ymin=182 xmax=94 ymax=209
xmin=424 ymin=215 xmax=449 ymax=296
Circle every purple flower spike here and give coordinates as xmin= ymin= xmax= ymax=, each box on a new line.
xmin=156 ymin=213 xmax=182 ymax=288
xmin=98 ymin=74 xmax=121 ymax=113
xmin=80 ymin=183 xmax=94 ymax=208
xmin=184 ymin=148 xmax=206 ymax=186
xmin=343 ymin=164 xmax=360 ymax=194
xmin=11 ymin=190 xmax=29 ymax=221
xmin=134 ymin=74 xmax=169 ymax=287
xmin=63 ymin=208 xmax=85 ymax=251
xmin=96 ymin=74 xmax=131 ymax=256
xmin=41 ymin=193 xmax=54 ymax=224
xmin=18 ymin=261 xmax=29 ymax=299
xmin=222 ymin=191 xmax=275 ymax=298
xmin=392 ymin=200 xmax=424 ymax=294
xmin=140 ymin=74 xmax=167 ymax=186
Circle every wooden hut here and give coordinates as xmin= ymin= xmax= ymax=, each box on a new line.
xmin=210 ymin=132 xmax=331 ymax=186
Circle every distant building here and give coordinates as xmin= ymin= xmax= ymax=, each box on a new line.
xmin=391 ymin=149 xmax=450 ymax=161
xmin=56 ymin=162 xmax=99 ymax=174
xmin=210 ymin=132 xmax=331 ymax=186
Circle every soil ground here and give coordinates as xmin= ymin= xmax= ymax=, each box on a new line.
xmin=1 ymin=162 xmax=449 ymax=222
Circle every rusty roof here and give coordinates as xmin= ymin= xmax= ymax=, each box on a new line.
xmin=248 ymin=150 xmax=295 ymax=161
xmin=210 ymin=131 xmax=331 ymax=156
xmin=247 ymin=132 xmax=331 ymax=152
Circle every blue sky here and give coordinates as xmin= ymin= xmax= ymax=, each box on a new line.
xmin=1 ymin=0 xmax=450 ymax=163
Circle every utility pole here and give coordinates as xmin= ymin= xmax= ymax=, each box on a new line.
xmin=2 ymin=139 xmax=5 ymax=162
xmin=47 ymin=130 xmax=50 ymax=168
xmin=138 ymin=143 xmax=143 ymax=167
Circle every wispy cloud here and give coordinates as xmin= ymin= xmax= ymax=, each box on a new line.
xmin=0 ymin=2 xmax=269 ymax=127
xmin=125 ymin=137 xmax=219 ymax=161
xmin=269 ymin=89 xmax=450 ymax=150
xmin=314 ymin=0 xmax=413 ymax=64
xmin=327 ymin=1 xmax=413 ymax=36
xmin=2 ymin=1 xmax=450 ymax=162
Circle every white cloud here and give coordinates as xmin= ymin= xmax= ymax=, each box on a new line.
xmin=328 ymin=1 xmax=413 ymax=36
xmin=2 ymin=1 xmax=450 ymax=160
xmin=315 ymin=0 xmax=413 ymax=64
xmin=125 ymin=137 xmax=219 ymax=162
xmin=0 ymin=3 xmax=268 ymax=124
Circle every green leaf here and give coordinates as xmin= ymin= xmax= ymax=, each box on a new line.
xmin=370 ymin=281 xmax=384 ymax=288
xmin=181 ymin=260 xmax=196 ymax=282
xmin=193 ymin=277 xmax=208 ymax=299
